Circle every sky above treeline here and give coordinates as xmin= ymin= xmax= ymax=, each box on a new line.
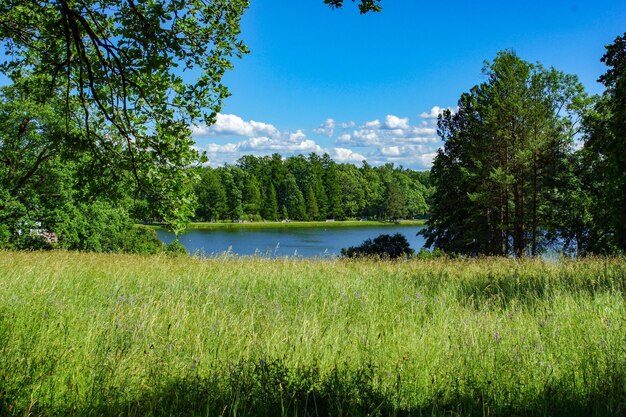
xmin=192 ymin=0 xmax=626 ymax=170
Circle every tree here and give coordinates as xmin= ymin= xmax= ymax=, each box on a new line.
xmin=423 ymin=51 xmax=589 ymax=256
xmin=1 ymin=0 xmax=252 ymax=232
xmin=0 ymin=79 xmax=162 ymax=252
xmin=262 ymin=183 xmax=279 ymax=221
xmin=360 ymin=161 xmax=384 ymax=219
xmin=583 ymin=33 xmax=626 ymax=253
xmin=304 ymin=185 xmax=320 ymax=220
xmin=281 ymin=173 xmax=306 ymax=220
xmin=221 ymin=168 xmax=243 ymax=221
xmin=336 ymin=164 xmax=365 ymax=218
xmin=195 ymin=167 xmax=227 ymax=222
xmin=382 ymin=181 xmax=406 ymax=221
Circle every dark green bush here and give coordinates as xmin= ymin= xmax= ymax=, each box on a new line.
xmin=341 ymin=233 xmax=414 ymax=259
xmin=120 ymin=226 xmax=163 ymax=254
xmin=164 ymin=239 xmax=188 ymax=256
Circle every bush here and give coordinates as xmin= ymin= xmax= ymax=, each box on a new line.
xmin=120 ymin=226 xmax=163 ymax=254
xmin=164 ymin=239 xmax=188 ymax=256
xmin=341 ymin=233 xmax=414 ymax=259
xmin=414 ymin=247 xmax=447 ymax=259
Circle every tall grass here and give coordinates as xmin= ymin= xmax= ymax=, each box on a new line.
xmin=0 ymin=252 xmax=624 ymax=416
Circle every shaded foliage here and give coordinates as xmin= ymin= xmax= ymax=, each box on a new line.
xmin=341 ymin=233 xmax=414 ymax=259
xmin=581 ymin=33 xmax=626 ymax=254
xmin=423 ymin=51 xmax=591 ymax=257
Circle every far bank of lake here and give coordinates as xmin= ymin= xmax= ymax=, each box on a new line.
xmin=157 ymin=221 xmax=426 ymax=257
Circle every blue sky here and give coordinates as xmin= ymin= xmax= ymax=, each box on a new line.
xmin=192 ymin=0 xmax=626 ymax=169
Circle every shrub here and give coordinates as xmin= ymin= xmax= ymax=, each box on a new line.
xmin=414 ymin=247 xmax=447 ymax=259
xmin=120 ymin=226 xmax=163 ymax=254
xmin=164 ymin=239 xmax=188 ymax=256
xmin=341 ymin=233 xmax=414 ymax=259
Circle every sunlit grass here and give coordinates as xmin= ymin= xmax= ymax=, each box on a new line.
xmin=0 ymin=252 xmax=624 ymax=416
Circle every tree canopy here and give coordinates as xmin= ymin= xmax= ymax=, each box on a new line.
xmin=193 ymin=154 xmax=429 ymax=223
xmin=581 ymin=33 xmax=626 ymax=253
xmin=422 ymin=51 xmax=590 ymax=256
xmin=0 ymin=0 xmax=251 ymax=232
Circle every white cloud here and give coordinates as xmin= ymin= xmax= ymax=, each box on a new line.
xmin=337 ymin=133 xmax=352 ymax=143
xmin=384 ymin=115 xmax=410 ymax=130
xmin=289 ymin=130 xmax=307 ymax=142
xmin=205 ymin=143 xmax=239 ymax=153
xmin=351 ymin=129 xmax=381 ymax=146
xmin=313 ymin=118 xmax=336 ymax=137
xmin=332 ymin=148 xmax=366 ymax=163
xmin=381 ymin=146 xmax=402 ymax=156
xmin=195 ymin=109 xmax=450 ymax=169
xmin=340 ymin=122 xmax=437 ymax=148
xmin=419 ymin=106 xmax=457 ymax=119
xmin=369 ymin=146 xmax=439 ymax=170
xmin=193 ymin=113 xmax=280 ymax=138
xmin=364 ymin=119 xmax=381 ymax=129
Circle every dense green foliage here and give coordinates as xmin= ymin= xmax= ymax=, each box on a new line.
xmin=1 ymin=252 xmax=624 ymax=416
xmin=341 ymin=233 xmax=414 ymax=258
xmin=424 ymin=51 xmax=589 ymax=256
xmin=581 ymin=33 xmax=626 ymax=254
xmin=194 ymin=154 xmax=430 ymax=222
xmin=0 ymin=79 xmax=162 ymax=253
xmin=423 ymin=48 xmax=626 ymax=257
xmin=0 ymin=0 xmax=252 ymax=233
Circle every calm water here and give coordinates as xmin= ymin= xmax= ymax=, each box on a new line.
xmin=157 ymin=225 xmax=426 ymax=258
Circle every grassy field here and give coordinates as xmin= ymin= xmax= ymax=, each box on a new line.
xmin=0 ymin=252 xmax=624 ymax=416
xmin=178 ymin=219 xmax=426 ymax=230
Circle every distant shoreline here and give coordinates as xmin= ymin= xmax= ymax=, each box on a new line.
xmin=149 ymin=219 xmax=426 ymax=230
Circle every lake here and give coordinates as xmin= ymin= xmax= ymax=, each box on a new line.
xmin=157 ymin=224 xmax=427 ymax=258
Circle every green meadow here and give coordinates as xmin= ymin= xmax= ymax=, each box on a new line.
xmin=1 ymin=252 xmax=624 ymax=416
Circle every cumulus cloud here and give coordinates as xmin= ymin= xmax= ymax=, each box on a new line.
xmin=201 ymin=127 xmax=324 ymax=166
xmin=336 ymin=133 xmax=352 ymax=144
xmin=207 ymin=135 xmax=321 ymax=155
xmin=333 ymin=112 xmax=446 ymax=169
xmin=194 ymin=109 xmax=450 ymax=169
xmin=369 ymin=145 xmax=439 ymax=170
xmin=364 ymin=119 xmax=381 ymax=129
xmin=339 ymin=116 xmax=438 ymax=148
xmin=419 ymin=106 xmax=457 ymax=119
xmin=384 ymin=115 xmax=410 ymax=130
xmin=381 ymin=146 xmax=402 ymax=156
xmin=332 ymin=148 xmax=366 ymax=163
xmin=193 ymin=113 xmax=280 ymax=138
xmin=313 ymin=118 xmax=336 ymax=137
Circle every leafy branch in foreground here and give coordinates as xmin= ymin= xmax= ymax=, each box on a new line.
xmin=0 ymin=0 xmax=249 ymax=233
xmin=324 ymin=0 xmax=382 ymax=13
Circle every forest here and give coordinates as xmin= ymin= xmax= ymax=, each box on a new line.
xmin=192 ymin=154 xmax=430 ymax=223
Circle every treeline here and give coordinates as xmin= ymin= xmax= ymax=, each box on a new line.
xmin=193 ymin=154 xmax=430 ymax=222
xmin=423 ymin=35 xmax=626 ymax=256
